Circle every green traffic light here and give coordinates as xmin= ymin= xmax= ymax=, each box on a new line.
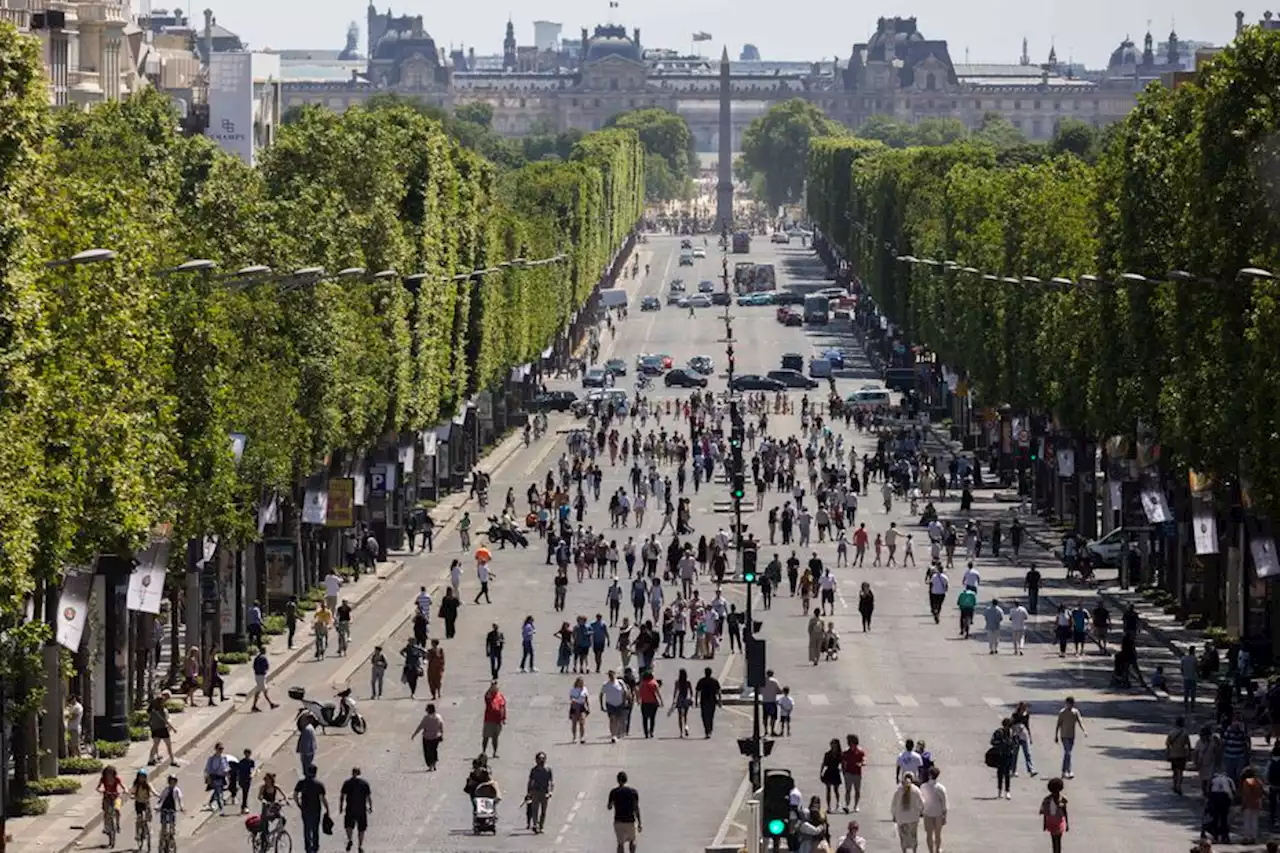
xmin=744 ymin=572 xmax=756 ymax=583
xmin=767 ymin=819 xmax=787 ymax=836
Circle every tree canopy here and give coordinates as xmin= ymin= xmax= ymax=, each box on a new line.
xmin=740 ymin=98 xmax=847 ymax=208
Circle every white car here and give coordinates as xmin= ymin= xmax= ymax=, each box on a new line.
xmin=680 ymin=294 xmax=712 ymax=308
xmin=771 ymin=232 xmax=790 ymax=244
xmin=692 ymin=247 xmax=707 ymax=259
xmin=1083 ymin=527 xmax=1145 ymax=568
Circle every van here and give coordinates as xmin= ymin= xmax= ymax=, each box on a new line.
xmin=780 ymin=352 xmax=804 ymax=372
xmin=847 ymin=388 xmax=891 ymax=409
xmin=808 ymin=357 xmax=833 ymax=378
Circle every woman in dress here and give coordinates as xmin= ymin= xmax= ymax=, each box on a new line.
xmin=858 ymin=583 xmax=875 ymax=632
xmin=425 ymin=638 xmax=445 ymax=700
xmin=672 ymin=669 xmax=693 ymax=738
xmin=820 ymin=738 xmax=843 ymax=812
xmin=1038 ymin=778 xmax=1068 ymax=852
xmin=555 ymin=622 xmax=573 ymax=674
xmin=890 ymin=772 xmax=925 ymax=853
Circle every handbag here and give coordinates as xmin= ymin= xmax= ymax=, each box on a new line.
xmin=984 ymin=746 xmax=1001 ymax=769
xmin=321 ymin=813 xmax=334 ymax=835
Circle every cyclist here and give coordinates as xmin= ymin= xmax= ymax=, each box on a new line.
xmin=256 ymin=772 xmax=285 ymax=850
xmin=157 ymin=774 xmax=184 ymax=851
xmin=132 ymin=769 xmax=157 ymax=844
xmin=335 ymin=599 xmax=353 ymax=656
xmin=312 ymin=603 xmax=333 ymax=659
xmin=96 ymin=765 xmax=127 ymax=840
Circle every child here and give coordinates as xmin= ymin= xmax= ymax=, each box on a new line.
xmin=824 ymin=622 xmax=840 ymax=661
xmin=1151 ymin=665 xmax=1168 ymax=692
xmin=903 ymin=534 xmax=916 ymax=566
xmin=777 ymin=686 xmax=795 ymax=736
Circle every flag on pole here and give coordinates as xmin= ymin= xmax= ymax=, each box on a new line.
xmin=693 ymin=31 xmax=713 ymax=42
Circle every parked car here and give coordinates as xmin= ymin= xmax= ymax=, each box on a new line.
xmin=766 ymin=369 xmax=819 ymax=389
xmin=1084 ymin=527 xmax=1148 ymax=568
xmin=680 ymin=238 xmax=693 ymax=249
xmin=688 ymin=355 xmax=714 ymax=374
xmin=532 ymin=390 xmax=578 ymax=411
xmin=605 ymin=358 xmax=628 ymax=376
xmin=729 ymin=374 xmax=786 ymax=392
xmin=780 ymin=352 xmax=805 ymax=372
xmin=846 ymin=387 xmax=892 ymax=409
xmin=582 ymin=367 xmax=609 ymax=388
xmin=693 ymin=247 xmax=707 ymax=259
xmin=640 ymin=295 xmax=661 ymax=311
xmin=771 ymin=231 xmax=790 ymax=244
xmin=665 ymin=368 xmax=708 ymax=388
xmin=698 ymin=280 xmax=715 ymax=293
xmin=711 ymin=291 xmax=731 ymax=306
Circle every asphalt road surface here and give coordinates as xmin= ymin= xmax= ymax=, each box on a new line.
xmin=181 ymin=235 xmax=1196 ymax=853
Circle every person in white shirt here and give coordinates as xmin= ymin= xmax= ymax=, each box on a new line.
xmin=895 ymin=739 xmax=923 ymax=783
xmin=598 ymin=671 xmax=627 ymax=742
xmin=919 ymin=766 xmax=948 ymax=853
xmin=1008 ymin=601 xmax=1030 ymax=655
xmin=474 ymin=561 xmax=492 ymax=604
xmin=324 ymin=571 xmax=343 ymax=612
xmin=819 ymin=571 xmax=837 ymax=616
xmin=776 ymin=687 xmax=795 ymax=736
xmin=903 ymin=534 xmax=916 ymax=567
xmin=648 ymin=580 xmax=664 ymax=623
xmin=961 ymin=562 xmax=980 ymax=591
xmin=415 ymin=587 xmax=432 ymax=619
xmin=926 ymin=566 xmax=948 ymax=623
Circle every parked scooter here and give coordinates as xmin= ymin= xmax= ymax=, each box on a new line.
xmin=486 ymin=516 xmax=530 ymax=548
xmin=289 ymin=687 xmax=367 ymax=734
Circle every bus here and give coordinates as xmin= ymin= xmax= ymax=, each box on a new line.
xmin=803 ymin=293 xmax=830 ymax=324
xmin=732 ymin=231 xmax=751 ymax=253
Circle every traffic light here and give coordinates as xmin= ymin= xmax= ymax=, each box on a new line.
xmin=760 ymin=769 xmax=794 ymax=840
xmin=731 ymin=471 xmax=746 ymax=500
xmin=745 ymin=635 xmax=766 ymax=686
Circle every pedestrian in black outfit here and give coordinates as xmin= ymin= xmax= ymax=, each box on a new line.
xmin=439 ymin=588 xmax=460 ymax=638
xmin=695 ymin=667 xmax=721 ymax=737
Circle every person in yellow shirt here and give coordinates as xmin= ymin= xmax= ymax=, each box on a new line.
xmin=313 ymin=604 xmax=334 ymax=660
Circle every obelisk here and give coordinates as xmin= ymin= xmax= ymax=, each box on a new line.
xmin=715 ymin=46 xmax=734 ymax=233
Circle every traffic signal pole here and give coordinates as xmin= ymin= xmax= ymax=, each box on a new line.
xmin=722 ymin=225 xmax=763 ymax=791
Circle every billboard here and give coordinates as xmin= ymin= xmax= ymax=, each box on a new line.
xmin=205 ymin=52 xmax=254 ymax=164
xmin=327 ymin=478 xmax=355 ymax=528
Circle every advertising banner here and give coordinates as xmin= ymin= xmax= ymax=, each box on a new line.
xmin=56 ymin=564 xmax=96 ymax=651
xmin=302 ymin=487 xmax=328 ymax=525
xmin=127 ymin=539 xmax=169 ymax=614
xmin=326 ymin=478 xmax=355 ymax=528
xmin=263 ymin=538 xmax=297 ymax=599
xmin=204 ymin=52 xmax=254 ymax=164
xmin=1189 ymin=470 xmax=1219 ymax=556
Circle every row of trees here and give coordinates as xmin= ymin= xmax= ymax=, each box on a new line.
xmin=0 ymin=20 xmax=643 ymax=773
xmin=805 ymin=26 xmax=1280 ymax=522
xmin=740 ymin=98 xmax=1106 ymax=209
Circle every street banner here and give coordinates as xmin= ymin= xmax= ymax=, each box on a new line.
xmin=1139 ymin=473 xmax=1171 ymax=524
xmin=399 ymin=442 xmax=416 ymax=475
xmin=263 ymin=539 xmax=296 ymax=598
xmin=257 ymin=493 xmax=279 ymax=534
xmin=1189 ymin=470 xmax=1219 ymax=555
xmin=56 ymin=564 xmax=95 ymax=651
xmin=128 ymin=539 xmax=169 ymax=614
xmin=353 ymin=470 xmax=366 ymax=507
xmin=1248 ymin=517 xmax=1280 ymax=579
xmin=1056 ymin=447 xmax=1075 ymax=478
xmin=229 ymin=431 xmax=247 ymax=463
xmin=302 ymin=488 xmax=328 ymax=525
xmin=326 ymin=478 xmax=355 ymax=528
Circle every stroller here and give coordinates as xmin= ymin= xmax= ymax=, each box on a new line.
xmin=471 ymin=780 xmax=499 ymax=835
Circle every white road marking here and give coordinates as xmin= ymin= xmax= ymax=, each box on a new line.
xmin=983 ymin=697 xmax=1007 ymax=708
xmin=939 ymin=697 xmax=962 ymax=708
xmin=555 ymin=790 xmax=588 ymax=846
xmin=886 ymin=713 xmax=904 ymax=743
xmin=852 ymin=694 xmax=875 ymax=707
xmin=894 ymin=694 xmax=919 ymax=707
xmin=807 ymin=693 xmax=830 ymax=706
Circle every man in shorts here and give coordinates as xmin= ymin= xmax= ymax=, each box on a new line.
xmin=338 ymin=766 xmax=372 ymax=853
xmin=599 ymin=671 xmax=627 ymax=743
xmin=840 ymin=734 xmax=866 ymax=812
xmin=759 ymin=670 xmax=781 ymax=736
xmin=607 ymin=770 xmax=642 ymax=853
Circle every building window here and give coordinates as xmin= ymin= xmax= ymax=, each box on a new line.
xmin=974 ymin=99 xmax=981 ymax=110
xmin=951 ymin=100 xmax=957 ymax=109
xmin=1093 ymin=99 xmax=1101 ymax=110
xmin=572 ymin=97 xmax=579 ymax=106
xmin=1013 ymin=100 xmax=1021 ymax=110
xmin=519 ymin=98 xmax=526 ymax=108
xmin=1054 ymin=101 xmax=1061 ymax=110
xmin=1012 ymin=119 xmax=1022 ymax=129
xmin=629 ymin=99 xmax=636 ymax=107
xmin=1031 ymin=119 xmax=1043 ymax=137
xmin=594 ymin=98 xmax=601 ymax=107
xmin=1072 ymin=100 xmax=1079 ymax=110
xmin=996 ymin=99 xmax=1003 ymax=110
xmin=610 ymin=78 xmax=618 ymax=90
xmin=927 ymin=99 xmax=934 ymax=109
xmin=925 ymin=72 xmax=936 ymax=90
xmin=1033 ymin=100 xmax=1041 ymax=109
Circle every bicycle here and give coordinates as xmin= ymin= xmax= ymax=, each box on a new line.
xmin=335 ymin=623 xmax=350 ymax=656
xmin=103 ymin=797 xmax=121 ymax=848
xmin=249 ymin=805 xmax=292 ymax=853
xmin=158 ymin=809 xmax=178 ymax=853
xmin=313 ymin=629 xmax=327 ymax=660
xmin=136 ymin=805 xmax=152 ymax=852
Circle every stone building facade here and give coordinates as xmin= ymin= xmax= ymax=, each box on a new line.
xmin=4 ymin=0 xmax=140 ymax=105
xmin=279 ymin=12 xmax=1199 ymax=151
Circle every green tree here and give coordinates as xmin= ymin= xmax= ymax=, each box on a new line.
xmin=853 ymin=114 xmax=916 ymax=148
xmin=1049 ymin=118 xmax=1101 ymax=162
xmin=454 ymin=101 xmax=494 ymax=128
xmin=973 ymin=112 xmax=1027 ymax=149
xmin=741 ymin=98 xmax=846 ymax=208
xmin=914 ymin=117 xmax=969 ymax=147
xmin=605 ymin=107 xmax=696 ymax=176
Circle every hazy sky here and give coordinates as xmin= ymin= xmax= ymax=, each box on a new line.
xmin=205 ymin=0 xmax=1239 ymax=69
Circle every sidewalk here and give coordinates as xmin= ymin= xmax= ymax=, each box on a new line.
xmin=6 ymin=429 xmax=530 ymax=853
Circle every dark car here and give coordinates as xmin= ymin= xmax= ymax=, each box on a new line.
xmin=773 ymin=290 xmax=804 ymax=306
xmin=782 ymin=310 xmax=803 ymax=327
xmin=640 ymin=295 xmax=661 ymax=311
xmin=688 ymin=355 xmax=714 ymax=375
xmin=638 ymin=356 xmax=666 ymax=375
xmin=605 ymin=358 xmax=628 ymax=376
xmin=780 ymin=352 xmax=805 ymax=372
xmin=680 ymin=238 xmax=693 ymax=249
xmin=532 ymin=390 xmax=578 ymax=412
xmin=767 ymin=369 xmax=819 ymax=389
xmin=711 ymin=291 xmax=731 ymax=306
xmin=730 ymin=374 xmax=786 ymax=392
xmin=665 ymin=368 xmax=708 ymax=388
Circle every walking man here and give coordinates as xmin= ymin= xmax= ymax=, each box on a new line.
xmin=1053 ymin=696 xmax=1087 ymax=779
xmin=983 ymin=599 xmax=1005 ymax=654
xmin=607 ymin=771 xmax=642 ymax=853
xmin=526 ymin=752 xmax=554 ymax=834
xmin=694 ymin=666 xmax=721 ymax=738
xmin=474 ymin=559 xmax=493 ymax=604
xmin=292 ymin=765 xmax=330 ymax=853
xmin=249 ymin=647 xmax=279 ymax=712
xmin=338 ymin=767 xmax=372 ymax=853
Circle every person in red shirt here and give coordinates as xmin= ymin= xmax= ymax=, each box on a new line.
xmin=853 ymin=524 xmax=869 ymax=567
xmin=840 ymin=734 xmax=866 ymax=813
xmin=482 ymin=681 xmax=507 ymax=758
xmin=635 ymin=671 xmax=664 ymax=739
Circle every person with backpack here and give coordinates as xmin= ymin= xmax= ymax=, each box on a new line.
xmin=988 ymin=718 xmax=1019 ymax=800
xmin=956 ymin=587 xmax=977 ymax=639
xmin=1038 ymin=778 xmax=1068 ymax=852
xmin=1166 ymin=716 xmax=1193 ymax=795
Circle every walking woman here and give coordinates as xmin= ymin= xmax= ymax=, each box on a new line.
xmin=410 ymin=703 xmax=444 ymax=771
xmin=439 ymin=587 xmax=460 ymax=639
xmin=182 ymin=647 xmax=202 ymax=706
xmin=425 ymin=639 xmax=445 ymax=700
xmin=1011 ymin=701 xmax=1036 ymax=776
xmin=401 ymin=639 xmax=425 ymax=699
xmin=520 ymin=616 xmax=537 ymax=673
xmin=672 ymin=669 xmax=693 ymax=738
xmin=820 ymin=738 xmax=843 ymax=813
xmin=569 ymin=677 xmax=590 ymax=744
xmin=1038 ymin=778 xmax=1068 ymax=853
xmin=555 ymin=622 xmax=573 ymax=674
xmin=858 ymin=583 xmax=875 ymax=632
xmin=990 ymin=717 xmax=1019 ymax=799
xmin=636 ymin=670 xmax=664 ymax=738
xmin=890 ymin=772 xmax=925 ymax=853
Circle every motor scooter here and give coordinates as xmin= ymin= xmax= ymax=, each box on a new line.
xmin=289 ymin=687 xmax=367 ymax=734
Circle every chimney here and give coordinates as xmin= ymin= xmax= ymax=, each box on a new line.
xmin=1237 ymin=10 xmax=1246 ymax=34
xmin=468 ymin=46 xmax=475 ymax=70
xmin=202 ymin=8 xmax=213 ymax=67
xmin=633 ymin=27 xmax=640 ymax=46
